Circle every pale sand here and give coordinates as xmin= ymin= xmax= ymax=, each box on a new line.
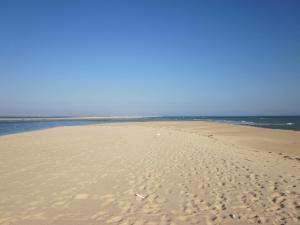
xmin=0 ymin=122 xmax=299 ymax=225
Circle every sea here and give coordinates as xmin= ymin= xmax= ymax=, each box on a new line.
xmin=0 ymin=116 xmax=299 ymax=136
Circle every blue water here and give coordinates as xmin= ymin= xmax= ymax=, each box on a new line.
xmin=0 ymin=116 xmax=299 ymax=136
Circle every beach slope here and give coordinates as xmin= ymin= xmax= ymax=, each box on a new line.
xmin=0 ymin=122 xmax=299 ymax=225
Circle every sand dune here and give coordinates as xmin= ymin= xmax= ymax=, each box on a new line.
xmin=0 ymin=122 xmax=299 ymax=225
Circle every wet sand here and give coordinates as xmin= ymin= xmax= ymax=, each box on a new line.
xmin=0 ymin=121 xmax=299 ymax=225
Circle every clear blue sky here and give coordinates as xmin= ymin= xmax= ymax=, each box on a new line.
xmin=0 ymin=0 xmax=299 ymax=116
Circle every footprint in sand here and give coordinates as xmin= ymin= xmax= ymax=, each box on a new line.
xmin=74 ymin=193 xmax=89 ymax=200
xmin=106 ymin=216 xmax=123 ymax=223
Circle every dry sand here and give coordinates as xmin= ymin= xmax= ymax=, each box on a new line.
xmin=0 ymin=121 xmax=299 ymax=225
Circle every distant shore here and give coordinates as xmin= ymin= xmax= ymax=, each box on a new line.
xmin=0 ymin=116 xmax=154 ymax=121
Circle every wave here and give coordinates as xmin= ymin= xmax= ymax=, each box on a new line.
xmin=214 ymin=120 xmax=296 ymax=127
xmin=286 ymin=122 xmax=294 ymax=125
xmin=241 ymin=120 xmax=255 ymax=125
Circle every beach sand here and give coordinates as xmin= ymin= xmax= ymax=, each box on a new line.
xmin=0 ymin=121 xmax=299 ymax=225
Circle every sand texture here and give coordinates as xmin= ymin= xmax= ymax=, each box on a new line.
xmin=0 ymin=121 xmax=299 ymax=225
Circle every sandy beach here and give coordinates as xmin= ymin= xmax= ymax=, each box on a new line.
xmin=0 ymin=121 xmax=299 ymax=225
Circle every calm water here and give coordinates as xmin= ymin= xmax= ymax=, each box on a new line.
xmin=0 ymin=116 xmax=299 ymax=136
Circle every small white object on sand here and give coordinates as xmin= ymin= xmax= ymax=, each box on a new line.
xmin=135 ymin=193 xmax=145 ymax=199
xmin=156 ymin=133 xmax=161 ymax=136
xmin=229 ymin=213 xmax=240 ymax=220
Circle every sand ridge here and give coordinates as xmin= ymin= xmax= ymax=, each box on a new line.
xmin=0 ymin=122 xmax=299 ymax=224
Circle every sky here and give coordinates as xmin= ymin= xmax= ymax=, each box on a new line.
xmin=0 ymin=0 xmax=299 ymax=116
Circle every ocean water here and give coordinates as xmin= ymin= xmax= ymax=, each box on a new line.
xmin=0 ymin=116 xmax=299 ymax=136
xmin=0 ymin=118 xmax=139 ymax=136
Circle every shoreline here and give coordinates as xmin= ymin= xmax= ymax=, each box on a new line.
xmin=1 ymin=120 xmax=300 ymax=156
xmin=0 ymin=116 xmax=153 ymax=121
xmin=0 ymin=117 xmax=299 ymax=137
